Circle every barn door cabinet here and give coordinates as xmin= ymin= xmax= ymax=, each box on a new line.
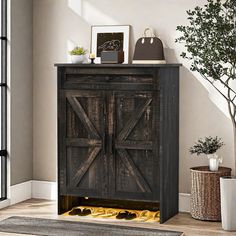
xmin=55 ymin=64 xmax=180 ymax=223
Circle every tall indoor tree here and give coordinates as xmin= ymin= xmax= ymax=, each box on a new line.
xmin=176 ymin=0 xmax=236 ymax=171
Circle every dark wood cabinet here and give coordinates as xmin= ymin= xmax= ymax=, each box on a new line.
xmin=56 ymin=64 xmax=181 ymax=223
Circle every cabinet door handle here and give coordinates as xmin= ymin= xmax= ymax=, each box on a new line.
xmin=102 ymin=93 xmax=107 ymax=154
xmin=102 ymin=133 xmax=106 ymax=153
xmin=111 ymin=134 xmax=114 ymax=154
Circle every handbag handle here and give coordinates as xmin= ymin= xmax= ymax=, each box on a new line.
xmin=143 ymin=28 xmax=156 ymax=38
xmin=142 ymin=27 xmax=156 ymax=44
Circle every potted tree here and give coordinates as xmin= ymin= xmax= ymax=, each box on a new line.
xmin=176 ymin=0 xmax=236 ymax=230
xmin=69 ymin=46 xmax=87 ymax=64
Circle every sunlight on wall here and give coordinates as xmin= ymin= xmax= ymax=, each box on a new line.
xmin=67 ymin=40 xmax=76 ymax=62
xmin=173 ymin=29 xmax=233 ymax=121
xmin=68 ymin=0 xmax=82 ymax=16
xmin=208 ymin=81 xmax=235 ymax=120
xmin=190 ymin=67 xmax=232 ymax=121
xmin=192 ymin=73 xmax=236 ymax=121
xmin=67 ymin=0 xmax=119 ymax=62
xmin=67 ymin=0 xmax=233 ymax=123
xmin=68 ymin=0 xmax=233 ymax=122
xmin=68 ymin=0 xmax=118 ymax=25
xmin=67 ymin=0 xmax=233 ymax=144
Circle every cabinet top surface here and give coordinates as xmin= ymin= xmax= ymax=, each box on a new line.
xmin=55 ymin=63 xmax=182 ymax=68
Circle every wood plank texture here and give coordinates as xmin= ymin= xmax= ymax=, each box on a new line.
xmin=159 ymin=67 xmax=179 ymax=223
xmin=67 ymin=96 xmax=100 ymax=139
xmin=72 ymin=147 xmax=101 ymax=187
xmin=115 ymin=140 xmax=153 ymax=150
xmin=117 ymin=98 xmax=152 ymax=141
xmin=63 ymin=91 xmax=106 ymax=198
xmin=57 ymin=65 xmax=180 ymax=223
xmin=117 ymin=149 xmax=152 ymax=193
xmin=66 ymin=138 xmax=102 ymax=147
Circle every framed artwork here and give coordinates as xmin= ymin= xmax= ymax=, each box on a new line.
xmin=91 ymin=25 xmax=130 ymax=64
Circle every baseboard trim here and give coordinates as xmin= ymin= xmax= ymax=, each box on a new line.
xmin=8 ymin=180 xmax=57 ymax=207
xmin=0 ymin=199 xmax=10 ymax=209
xmin=179 ymin=193 xmax=190 ymax=212
xmin=32 ymin=180 xmax=57 ymax=200
xmin=10 ymin=180 xmax=32 ymax=205
xmin=9 ymin=180 xmax=190 ymax=212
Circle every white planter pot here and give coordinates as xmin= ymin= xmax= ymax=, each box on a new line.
xmin=71 ymin=55 xmax=84 ymax=63
xmin=220 ymin=176 xmax=236 ymax=231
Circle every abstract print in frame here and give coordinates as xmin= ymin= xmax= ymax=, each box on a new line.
xmin=91 ymin=25 xmax=130 ymax=64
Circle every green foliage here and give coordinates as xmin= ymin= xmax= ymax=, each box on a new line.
xmin=175 ymin=0 xmax=235 ymax=81
xmin=189 ymin=136 xmax=224 ymax=155
xmin=69 ymin=46 xmax=87 ymax=55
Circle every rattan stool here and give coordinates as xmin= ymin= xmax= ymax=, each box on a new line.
xmin=190 ymin=166 xmax=231 ymax=221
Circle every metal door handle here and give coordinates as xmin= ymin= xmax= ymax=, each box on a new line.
xmin=110 ymin=134 xmax=115 ymax=155
xmin=102 ymin=133 xmax=106 ymax=153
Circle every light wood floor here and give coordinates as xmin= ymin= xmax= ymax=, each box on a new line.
xmin=0 ymin=199 xmax=235 ymax=236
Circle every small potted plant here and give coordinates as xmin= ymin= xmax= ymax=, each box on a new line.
xmin=189 ymin=136 xmax=224 ymax=171
xmin=69 ymin=46 xmax=87 ymax=64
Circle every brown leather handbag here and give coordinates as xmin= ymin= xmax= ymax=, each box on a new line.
xmin=132 ymin=28 xmax=166 ymax=64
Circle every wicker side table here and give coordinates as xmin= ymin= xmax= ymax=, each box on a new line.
xmin=190 ymin=166 xmax=231 ymax=221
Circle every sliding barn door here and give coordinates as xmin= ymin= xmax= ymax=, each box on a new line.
xmin=59 ymin=90 xmax=107 ymax=198
xmin=109 ymin=91 xmax=159 ymax=202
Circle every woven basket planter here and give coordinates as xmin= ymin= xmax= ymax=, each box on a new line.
xmin=190 ymin=166 xmax=231 ymax=221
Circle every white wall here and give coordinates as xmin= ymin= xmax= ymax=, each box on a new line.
xmin=10 ymin=0 xmax=33 ymax=185
xmin=32 ymin=0 xmax=234 ymax=193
